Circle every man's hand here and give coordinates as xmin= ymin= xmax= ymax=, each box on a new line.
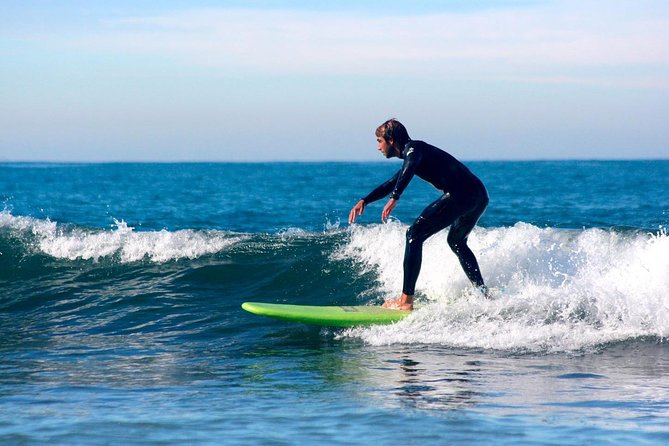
xmin=349 ymin=200 xmax=366 ymax=224
xmin=382 ymin=198 xmax=398 ymax=222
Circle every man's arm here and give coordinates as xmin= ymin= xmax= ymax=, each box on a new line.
xmin=362 ymin=170 xmax=400 ymax=204
xmin=349 ymin=170 xmax=400 ymax=224
xmin=388 ymin=146 xmax=421 ymax=200
xmin=378 ymin=146 xmax=421 ymax=222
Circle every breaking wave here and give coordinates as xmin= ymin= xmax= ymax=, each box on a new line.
xmin=0 ymin=211 xmax=245 ymax=263
xmin=338 ymin=222 xmax=669 ymax=352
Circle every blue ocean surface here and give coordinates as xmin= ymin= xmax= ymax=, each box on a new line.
xmin=1 ymin=160 xmax=668 ymax=445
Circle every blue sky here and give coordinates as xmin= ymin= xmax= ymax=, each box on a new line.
xmin=1 ymin=0 xmax=668 ymax=161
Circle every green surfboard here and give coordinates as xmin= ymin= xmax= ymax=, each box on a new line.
xmin=241 ymin=302 xmax=410 ymax=327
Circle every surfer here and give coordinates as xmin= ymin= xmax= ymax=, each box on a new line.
xmin=348 ymin=119 xmax=489 ymax=310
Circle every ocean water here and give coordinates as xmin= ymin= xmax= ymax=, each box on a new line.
xmin=1 ymin=160 xmax=668 ymax=445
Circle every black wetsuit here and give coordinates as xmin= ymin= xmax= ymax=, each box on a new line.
xmin=362 ymin=140 xmax=489 ymax=295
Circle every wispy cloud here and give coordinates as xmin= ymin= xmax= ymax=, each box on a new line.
xmin=49 ymin=2 xmax=669 ymax=88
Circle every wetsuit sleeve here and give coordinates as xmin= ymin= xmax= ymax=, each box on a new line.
xmin=389 ymin=146 xmax=421 ymax=200
xmin=361 ymin=170 xmax=400 ymax=204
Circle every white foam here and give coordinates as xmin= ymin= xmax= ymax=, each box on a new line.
xmin=0 ymin=211 xmax=244 ymax=263
xmin=338 ymin=222 xmax=669 ymax=352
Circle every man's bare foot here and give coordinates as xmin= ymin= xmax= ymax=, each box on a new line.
xmin=382 ymin=294 xmax=414 ymax=311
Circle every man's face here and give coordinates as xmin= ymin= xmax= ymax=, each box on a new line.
xmin=377 ymin=137 xmax=395 ymax=158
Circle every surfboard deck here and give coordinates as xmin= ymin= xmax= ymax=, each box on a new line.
xmin=241 ymin=302 xmax=410 ymax=327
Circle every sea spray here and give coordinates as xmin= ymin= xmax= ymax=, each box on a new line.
xmin=339 ymin=222 xmax=669 ymax=351
xmin=0 ymin=211 xmax=245 ymax=263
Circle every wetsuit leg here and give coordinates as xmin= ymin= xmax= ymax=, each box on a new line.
xmin=403 ymin=194 xmax=461 ymax=295
xmin=403 ymin=192 xmax=488 ymax=295
xmin=447 ymin=195 xmax=488 ymax=288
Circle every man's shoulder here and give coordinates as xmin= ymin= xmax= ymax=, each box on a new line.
xmin=405 ymin=140 xmax=444 ymax=157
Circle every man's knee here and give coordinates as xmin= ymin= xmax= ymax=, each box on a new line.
xmin=406 ymin=224 xmax=425 ymax=245
xmin=406 ymin=226 xmax=417 ymax=245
